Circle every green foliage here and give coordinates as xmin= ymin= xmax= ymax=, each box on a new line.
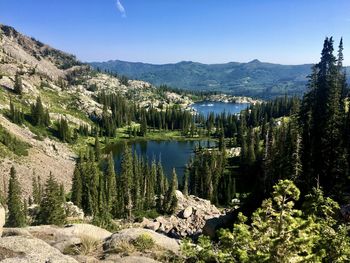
xmin=94 ymin=135 xmax=101 ymax=161
xmin=299 ymin=37 xmax=348 ymax=197
xmin=8 ymin=99 xmax=24 ymax=125
xmin=0 ymin=124 xmax=30 ymax=156
xmin=56 ymin=118 xmax=71 ymax=142
xmin=163 ymin=168 xmax=178 ymax=214
xmin=182 ymin=180 xmax=350 ymax=263
xmin=38 ymin=173 xmax=66 ymax=225
xmin=71 ymin=159 xmax=83 ymax=207
xmin=133 ymin=233 xmax=155 ymax=252
xmin=119 ymin=75 xmax=129 ymax=86
xmin=32 ymin=174 xmax=43 ymax=204
xmin=6 ymin=166 xmax=26 ymax=227
xmin=30 ymin=97 xmax=50 ymax=127
xmin=13 ymin=71 xmax=23 ymax=95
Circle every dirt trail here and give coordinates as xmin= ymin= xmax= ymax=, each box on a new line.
xmin=0 ymin=115 xmax=76 ymax=198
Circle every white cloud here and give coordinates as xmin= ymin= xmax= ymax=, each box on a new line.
xmin=116 ymin=0 xmax=126 ymax=18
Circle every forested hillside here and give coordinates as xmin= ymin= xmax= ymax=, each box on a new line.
xmin=90 ymin=59 xmax=350 ymax=98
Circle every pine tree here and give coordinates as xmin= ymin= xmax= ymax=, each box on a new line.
xmin=183 ymin=166 xmax=189 ymax=196
xmin=94 ymin=134 xmax=101 ymax=161
xmin=156 ymin=161 xmax=167 ymax=212
xmin=120 ymin=143 xmax=133 ymax=218
xmin=39 ymin=173 xmax=65 ymax=225
xmin=299 ymin=37 xmax=347 ymax=196
xmin=57 ymin=118 xmax=71 ymax=142
xmin=6 ymin=166 xmax=26 ymax=227
xmin=14 ymin=71 xmax=23 ymax=95
xmin=32 ymin=173 xmax=42 ymax=204
xmin=31 ymin=97 xmax=47 ymax=126
xmin=164 ymin=168 xmax=178 ymax=214
xmin=105 ymin=153 xmax=117 ymax=213
xmin=71 ymin=159 xmax=83 ymax=207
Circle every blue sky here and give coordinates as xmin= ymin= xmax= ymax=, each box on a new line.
xmin=1 ymin=0 xmax=350 ymax=65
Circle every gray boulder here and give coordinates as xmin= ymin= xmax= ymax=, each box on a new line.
xmin=0 ymin=235 xmax=78 ymax=262
xmin=141 ymin=217 xmax=160 ymax=231
xmin=181 ymin=206 xmax=193 ymax=219
xmin=105 ymin=228 xmax=180 ymax=254
xmin=25 ymin=224 xmax=112 ymax=252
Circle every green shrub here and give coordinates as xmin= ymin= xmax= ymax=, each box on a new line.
xmin=133 ymin=233 xmax=155 ymax=252
xmin=0 ymin=124 xmax=30 ymax=156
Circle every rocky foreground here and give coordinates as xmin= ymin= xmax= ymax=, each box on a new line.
xmin=0 ymin=190 xmax=233 ymax=262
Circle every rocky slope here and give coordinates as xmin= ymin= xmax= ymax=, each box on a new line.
xmin=0 ymin=24 xmax=193 ymax=197
xmin=0 ymin=188 xmax=228 ymax=262
xmin=141 ymin=190 xmax=223 ymax=239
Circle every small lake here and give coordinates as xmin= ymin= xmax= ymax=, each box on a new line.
xmin=191 ymin=101 xmax=249 ymax=116
xmin=107 ymin=140 xmax=216 ymax=179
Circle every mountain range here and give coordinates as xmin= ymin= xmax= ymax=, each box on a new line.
xmin=90 ymin=59 xmax=350 ymax=98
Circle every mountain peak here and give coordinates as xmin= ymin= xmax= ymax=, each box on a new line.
xmin=248 ymin=59 xmax=261 ymax=64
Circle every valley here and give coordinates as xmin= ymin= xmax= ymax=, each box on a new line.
xmin=1 ymin=3 xmax=350 ymax=261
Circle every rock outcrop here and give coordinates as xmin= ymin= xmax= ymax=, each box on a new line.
xmin=104 ymin=228 xmax=180 ymax=255
xmin=141 ymin=190 xmax=223 ymax=238
xmin=0 ymin=235 xmax=78 ymax=263
xmin=19 ymin=224 xmax=111 ymax=253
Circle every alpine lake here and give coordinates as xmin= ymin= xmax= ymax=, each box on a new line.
xmin=108 ymin=101 xmax=249 ymax=179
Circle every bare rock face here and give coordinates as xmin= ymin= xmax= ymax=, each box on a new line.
xmin=0 ymin=235 xmax=78 ymax=262
xmin=0 ymin=205 xmax=5 ymax=237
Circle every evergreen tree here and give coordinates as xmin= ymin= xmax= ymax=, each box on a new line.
xmin=120 ymin=143 xmax=133 ymax=218
xmin=31 ymin=97 xmax=50 ymax=127
xmin=183 ymin=166 xmax=189 ymax=196
xmin=299 ymin=37 xmax=347 ymax=196
xmin=14 ymin=71 xmax=23 ymax=95
xmin=38 ymin=173 xmax=65 ymax=225
xmin=32 ymin=173 xmax=42 ymax=204
xmin=57 ymin=118 xmax=71 ymax=142
xmin=94 ymin=134 xmax=101 ymax=161
xmin=71 ymin=159 xmax=83 ymax=207
xmin=9 ymin=98 xmax=24 ymax=125
xmin=105 ymin=153 xmax=117 ymax=213
xmin=163 ymin=168 xmax=178 ymax=214
xmin=6 ymin=166 xmax=26 ymax=227
xmin=156 ymin=160 xmax=167 ymax=212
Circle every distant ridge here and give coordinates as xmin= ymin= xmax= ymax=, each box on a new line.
xmin=90 ymin=59 xmax=350 ymax=98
